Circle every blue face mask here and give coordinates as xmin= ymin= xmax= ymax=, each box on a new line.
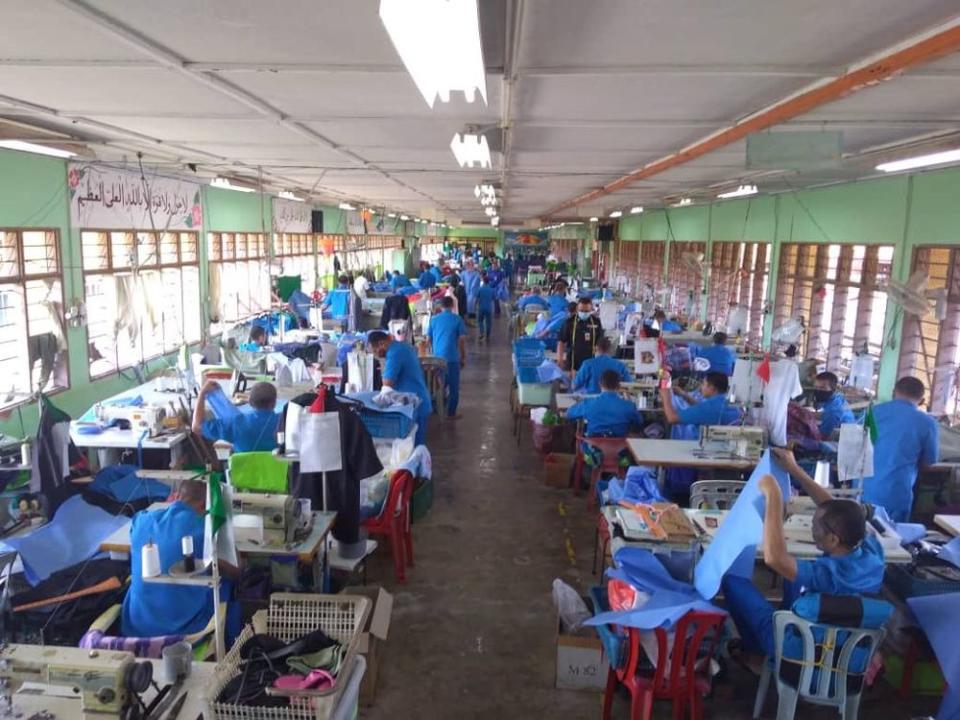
xmin=577 ymin=311 xmax=592 ymax=321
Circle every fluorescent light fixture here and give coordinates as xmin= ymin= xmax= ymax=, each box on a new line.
xmin=484 ymin=206 xmax=497 ymax=217
xmin=278 ymin=191 xmax=304 ymax=202
xmin=609 ymin=210 xmax=623 ymax=218
xmin=670 ymin=198 xmax=692 ymax=207
xmin=630 ymin=206 xmax=644 ymax=214
xmin=589 ymin=216 xmax=598 ymax=222
xmin=0 ymin=140 xmax=76 ymax=159
xmin=566 ymin=221 xmax=584 ymax=226
xmin=387 ymin=212 xmax=397 ymax=218
xmin=491 ymin=216 xmax=500 ymax=227
xmin=338 ymin=202 xmax=356 ymax=210
xmin=876 ymin=148 xmax=960 ymax=173
xmin=211 ymin=177 xmax=255 ymax=193
xmin=717 ymin=184 xmax=758 ymax=200
xmin=400 ymin=214 xmax=410 ymax=220
xmin=379 ymin=0 xmax=487 ymax=109
xmin=450 ymin=132 xmax=491 ymax=169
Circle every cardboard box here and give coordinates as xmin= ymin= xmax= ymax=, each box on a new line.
xmin=343 ymin=586 xmax=393 ymax=707
xmin=555 ymin=618 xmax=609 ymax=691
xmin=543 ymin=452 xmax=576 ymax=489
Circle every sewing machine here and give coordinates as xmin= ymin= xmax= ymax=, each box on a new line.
xmin=231 ymin=492 xmax=301 ymax=545
xmin=96 ymin=404 xmax=168 ymax=437
xmin=698 ymin=425 xmax=766 ymax=462
xmin=0 ymin=644 xmax=152 ymax=719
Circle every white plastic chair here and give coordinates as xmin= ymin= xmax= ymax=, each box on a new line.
xmin=752 ymin=611 xmax=885 ymax=720
xmin=689 ymin=479 xmax=746 ymax=510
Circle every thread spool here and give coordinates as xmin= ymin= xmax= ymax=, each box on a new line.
xmin=181 ymin=535 xmax=195 ymax=572
xmin=20 ymin=442 xmax=30 ymax=467
xmin=814 ymin=461 xmax=831 ymax=488
xmin=141 ymin=542 xmax=161 ymax=578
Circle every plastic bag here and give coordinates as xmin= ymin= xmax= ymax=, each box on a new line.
xmin=552 ymin=579 xmax=590 ymax=632
xmin=531 ymin=422 xmax=556 ymax=453
xmin=530 ymin=407 xmax=549 ymax=425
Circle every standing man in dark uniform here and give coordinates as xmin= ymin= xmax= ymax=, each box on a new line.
xmin=557 ymin=296 xmax=603 ymax=375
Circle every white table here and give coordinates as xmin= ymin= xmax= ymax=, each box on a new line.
xmin=934 ymin=514 xmax=960 ymax=537
xmin=70 ymin=426 xmax=190 ymax=469
xmin=556 ymin=392 xmax=599 ymax=411
xmin=627 ymin=438 xmax=756 ymax=471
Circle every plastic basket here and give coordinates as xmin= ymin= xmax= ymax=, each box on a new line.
xmin=513 ymin=338 xmax=546 ymax=366
xmin=207 ymin=593 xmax=371 ymax=720
xmin=357 ymin=407 xmax=415 ymax=439
xmin=517 ymin=366 xmax=541 ymax=384
xmin=885 ymin=564 xmax=960 ymax=598
xmin=518 ymin=382 xmax=552 ymax=406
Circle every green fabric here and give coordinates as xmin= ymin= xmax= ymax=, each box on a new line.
xmin=286 ymin=645 xmax=344 ymax=676
xmin=228 ymin=452 xmax=289 ymax=493
xmin=276 ymin=276 xmax=302 ymax=302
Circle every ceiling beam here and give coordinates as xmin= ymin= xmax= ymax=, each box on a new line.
xmin=544 ymin=16 xmax=960 ymax=217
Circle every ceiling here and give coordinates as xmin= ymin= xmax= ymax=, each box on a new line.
xmin=2 ymin=0 xmax=960 ymax=225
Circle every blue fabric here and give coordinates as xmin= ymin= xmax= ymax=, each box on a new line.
xmin=605 ymin=466 xmax=664 ymax=505
xmin=677 ymin=393 xmax=741 ymax=426
xmin=1 ymin=495 xmax=128 ymax=585
xmin=662 ymin=320 xmax=683 ymax=333
xmin=518 ymin=294 xmax=549 ymax=311
xmin=122 ymin=502 xmax=211 ymax=637
xmin=418 ymin=270 xmax=436 ymax=289
xmin=399 ymin=285 xmax=419 ymax=297
xmin=862 ymin=399 xmax=939 ymax=521
xmin=572 ymin=355 xmax=633 ymax=393
xmin=721 ymin=574 xmax=801 ymax=657
xmin=89 ymin=464 xmax=170 ymax=505
xmin=430 ymin=266 xmax=441 ymax=282
xmin=795 ymin=536 xmax=885 ymax=595
xmin=694 ymin=451 xmax=792 ymax=599
xmin=446 ymin=362 xmax=461 ymax=416
xmin=538 ymin=311 xmax=570 ymax=338
xmin=205 ymin=385 xmax=242 ymax=423
xmin=486 ymin=268 xmax=504 ymax=288
xmin=536 ymin=360 xmax=567 ymax=384
xmin=348 ymin=391 xmax=416 ymax=422
xmin=287 ymin=290 xmax=312 ymax=323
xmin=586 ymin=548 xmax=723 ymax=630
xmin=427 ymin=311 xmax=465 ymax=363
xmin=547 ymin=294 xmax=568 ymax=316
xmin=477 ymin=285 xmax=495 ymax=312
xmin=322 ymin=287 xmax=351 ymax=319
xmin=907 ymin=592 xmax=960 ymax=720
xmin=477 ymin=309 xmax=492 ymax=338
xmin=202 ymin=409 xmax=279 ymax=453
xmin=567 ymin=391 xmax=642 ymax=437
xmin=696 ymin=343 xmax=736 ymax=376
xmin=389 ymin=274 xmax=410 ymax=290
xmin=462 ymin=269 xmax=480 ymax=313
xmin=818 ymin=393 xmax=855 ymax=437
xmin=383 ymin=340 xmax=432 ymax=415
xmin=791 ymin=593 xmax=892 ymax=629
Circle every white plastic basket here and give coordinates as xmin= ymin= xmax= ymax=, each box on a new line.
xmin=207 ymin=593 xmax=371 ymax=720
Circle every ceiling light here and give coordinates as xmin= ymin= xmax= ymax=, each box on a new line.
xmin=566 ymin=221 xmax=584 ymax=226
xmin=491 ymin=216 xmax=500 ymax=227
xmin=589 ymin=216 xmax=598 ymax=222
xmin=0 ymin=140 xmax=76 ymax=159
xmin=400 ymin=214 xmax=410 ymax=220
xmin=609 ymin=210 xmax=623 ymax=218
xmin=387 ymin=212 xmax=397 ymax=218
xmin=670 ymin=198 xmax=692 ymax=207
xmin=484 ymin=207 xmax=497 ymax=217
xmin=211 ymin=177 xmax=255 ymax=193
xmin=876 ymin=148 xmax=960 ymax=173
xmin=379 ymin=0 xmax=487 ymax=109
xmin=717 ymin=184 xmax=758 ymax=199
xmin=278 ymin=191 xmax=304 ymax=202
xmin=338 ymin=202 xmax=356 ymax=210
xmin=630 ymin=206 xmax=644 ymax=214
xmin=450 ymin=132 xmax=491 ymax=169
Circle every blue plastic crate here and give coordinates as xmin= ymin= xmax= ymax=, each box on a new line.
xmin=357 ymin=407 xmax=415 ymax=439
xmin=517 ymin=366 xmax=541 ymax=383
xmin=513 ymin=338 xmax=546 ymax=366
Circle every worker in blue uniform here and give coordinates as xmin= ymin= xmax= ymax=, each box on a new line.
xmin=322 ymin=275 xmax=352 ymax=330
xmin=193 ymin=380 xmax=278 ymax=452
xmin=862 ymin=376 xmax=939 ymax=522
xmin=660 ymin=371 xmax=741 ymax=426
xmin=389 ymin=270 xmax=410 ymax=291
xmin=572 ymin=336 xmax=633 ymax=394
xmin=567 ymin=370 xmax=643 ymax=470
xmin=476 ymin=274 xmax=495 ymax=341
xmin=517 ymin=287 xmax=550 ymax=311
xmin=418 ymin=264 xmax=436 ymax=290
xmin=813 ymin=371 xmax=855 ymax=438
xmin=696 ymin=331 xmax=736 ymax=376
xmin=427 ymin=296 xmax=467 ymax=418
xmin=368 ymin=330 xmax=433 ymax=446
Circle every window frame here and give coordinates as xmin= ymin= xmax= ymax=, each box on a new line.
xmin=207 ymin=231 xmax=273 ymax=332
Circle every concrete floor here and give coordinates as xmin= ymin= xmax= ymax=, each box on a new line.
xmin=363 ymin=316 xmax=940 ymax=720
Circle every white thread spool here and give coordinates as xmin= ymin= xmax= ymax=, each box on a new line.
xmin=141 ymin=542 xmax=161 ymax=578
xmin=814 ymin=461 xmax=831 ymax=488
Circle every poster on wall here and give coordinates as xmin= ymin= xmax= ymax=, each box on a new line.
xmin=272 ymin=197 xmax=312 ymax=233
xmin=504 ymin=230 xmax=549 ymax=249
xmin=68 ymin=162 xmax=203 ymax=231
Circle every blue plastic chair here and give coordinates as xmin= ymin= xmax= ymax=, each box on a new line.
xmin=752 ymin=610 xmax=886 ymax=720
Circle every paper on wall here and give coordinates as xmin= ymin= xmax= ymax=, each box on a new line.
xmin=838 ymin=423 xmax=873 ymax=483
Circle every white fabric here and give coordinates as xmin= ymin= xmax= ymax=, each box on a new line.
xmin=757 ymin=360 xmax=802 ymax=446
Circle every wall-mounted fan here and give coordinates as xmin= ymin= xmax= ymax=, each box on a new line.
xmin=884 ymin=271 xmax=947 ymax=320
xmin=771 ymin=317 xmax=805 ymax=346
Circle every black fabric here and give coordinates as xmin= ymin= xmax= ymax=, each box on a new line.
xmin=817 ymin=594 xmax=864 ymax=628
xmin=32 ymin=394 xmax=84 ymax=516
xmin=80 ymin=488 xmax=157 ymax=517
xmin=380 ymin=294 xmax=412 ymax=328
xmin=454 ymin=285 xmax=468 ymax=317
xmin=281 ymin=391 xmax=384 ymax=544
xmin=558 ymin=315 xmax=603 ymax=371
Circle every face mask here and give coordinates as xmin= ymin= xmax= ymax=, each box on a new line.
xmin=813 ymin=389 xmax=833 ymax=404
xmin=577 ymin=311 xmax=592 ymax=321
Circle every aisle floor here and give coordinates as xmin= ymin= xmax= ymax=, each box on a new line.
xmin=364 ymin=316 xmax=939 ymax=720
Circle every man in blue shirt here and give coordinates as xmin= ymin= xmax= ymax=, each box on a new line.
xmin=723 ymin=449 xmax=885 ymax=669
xmin=573 ymin=337 xmax=633 ymax=394
xmin=368 ymin=330 xmax=433 ymax=446
xmin=813 ymin=371 xmax=855 ymax=438
xmin=418 ymin=264 xmax=436 ymax=290
xmin=193 ymin=381 xmax=279 ymax=452
xmin=389 ymin=270 xmax=410 ymax=291
xmin=322 ymin=275 xmax=352 ymax=329
xmin=427 ymin=297 xmax=467 ymax=417
xmin=660 ymin=371 xmax=741 ymax=427
xmin=122 ymin=480 xmax=230 ymax=637
xmin=517 ymin=287 xmax=550 ymax=312
xmin=697 ymin=332 xmax=736 ymax=376
xmin=461 ymin=260 xmax=481 ymax=316
xmin=547 ymin=282 xmax=569 ymax=317
xmin=486 ymin=260 xmax=505 ymax=316
xmin=476 ymin=274 xmax=495 ymax=341
xmin=863 ymin=376 xmax=939 ymax=522
xmin=567 ymin=370 xmax=643 ymax=437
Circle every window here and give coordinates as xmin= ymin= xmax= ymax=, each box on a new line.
xmin=274 ymin=233 xmax=316 ymax=293
xmin=0 ymin=230 xmax=68 ymax=407
xmin=898 ymin=246 xmax=960 ymax=416
xmin=82 ymin=230 xmax=200 ymax=377
xmin=665 ymin=241 xmax=706 ymax=317
xmin=774 ymin=243 xmax=892 ymax=377
xmin=208 ymin=232 xmax=271 ymax=333
xmin=638 ymin=241 xmax=665 ymax=295
xmin=708 ymin=242 xmax=770 ymax=343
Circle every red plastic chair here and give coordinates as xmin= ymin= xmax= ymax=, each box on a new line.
xmin=602 ymin=610 xmax=727 ymax=720
xmin=574 ymin=434 xmax=628 ymax=502
xmin=361 ymin=470 xmax=415 ymax=583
